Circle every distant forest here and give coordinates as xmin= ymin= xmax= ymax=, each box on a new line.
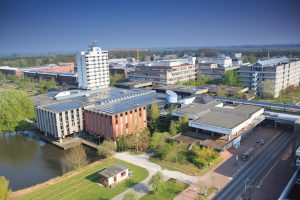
xmin=1 ymin=48 xmax=300 ymax=68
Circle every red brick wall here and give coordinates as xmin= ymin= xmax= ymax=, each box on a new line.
xmin=84 ymin=106 xmax=147 ymax=140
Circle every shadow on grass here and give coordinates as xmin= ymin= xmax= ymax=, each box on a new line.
xmin=85 ymin=171 xmax=100 ymax=183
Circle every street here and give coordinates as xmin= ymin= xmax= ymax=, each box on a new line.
xmin=214 ymin=127 xmax=294 ymax=200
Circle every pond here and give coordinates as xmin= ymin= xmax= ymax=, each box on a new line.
xmin=0 ymin=131 xmax=100 ymax=191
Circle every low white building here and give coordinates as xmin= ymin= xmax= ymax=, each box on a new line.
xmin=98 ymin=164 xmax=129 ymax=187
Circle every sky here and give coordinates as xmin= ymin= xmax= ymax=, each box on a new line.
xmin=0 ymin=0 xmax=300 ymax=54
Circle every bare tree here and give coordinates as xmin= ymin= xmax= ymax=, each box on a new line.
xmin=66 ymin=145 xmax=87 ymax=168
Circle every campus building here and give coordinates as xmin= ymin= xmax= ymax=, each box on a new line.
xmin=24 ymin=70 xmax=78 ymax=86
xmin=36 ymin=101 xmax=85 ymax=142
xmin=128 ymin=58 xmax=196 ymax=86
xmin=197 ymin=62 xmax=240 ymax=79
xmin=77 ymin=42 xmax=109 ymax=90
xmin=239 ymin=57 xmax=300 ymax=98
xmin=84 ymin=103 xmax=147 ymax=140
xmin=33 ymin=88 xmax=165 ymax=142
xmin=171 ymin=95 xmax=264 ymax=150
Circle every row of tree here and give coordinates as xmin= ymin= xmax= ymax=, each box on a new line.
xmin=0 ymin=73 xmax=57 ymax=94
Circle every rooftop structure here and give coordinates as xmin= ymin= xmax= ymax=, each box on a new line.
xmin=154 ymin=84 xmax=208 ymax=97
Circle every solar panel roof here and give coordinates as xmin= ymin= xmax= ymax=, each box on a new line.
xmin=42 ymin=100 xmax=85 ymax=112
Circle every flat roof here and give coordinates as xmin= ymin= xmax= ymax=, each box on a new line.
xmin=172 ymin=101 xmax=221 ymax=117
xmin=98 ymin=164 xmax=128 ymax=178
xmin=87 ymin=102 xmax=143 ymax=115
xmin=191 ymin=105 xmax=263 ymax=129
xmin=154 ymin=84 xmax=208 ymax=95
xmin=41 ymin=100 xmax=86 ymax=112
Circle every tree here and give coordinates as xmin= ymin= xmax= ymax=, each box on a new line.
xmin=0 ymin=89 xmax=35 ymax=133
xmin=123 ymin=192 xmax=138 ymax=200
xmin=169 ymin=120 xmax=179 ymax=136
xmin=149 ymin=172 xmax=164 ymax=194
xmin=149 ymin=101 xmax=160 ymax=131
xmin=178 ymin=115 xmax=189 ymax=133
xmin=188 ymin=146 xmax=219 ymax=168
xmin=97 ymin=140 xmax=117 ymax=158
xmin=0 ymin=176 xmax=9 ymax=200
xmin=66 ymin=145 xmax=87 ymax=168
xmin=125 ymin=128 xmax=150 ymax=152
xmin=216 ymin=86 xmax=227 ymax=97
xmin=149 ymin=132 xmax=170 ymax=151
xmin=260 ymin=80 xmax=275 ymax=98
xmin=221 ymin=71 xmax=241 ymax=86
xmin=243 ymin=55 xmax=257 ymax=64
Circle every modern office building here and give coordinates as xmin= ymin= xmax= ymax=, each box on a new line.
xmin=239 ymin=57 xmax=300 ymax=98
xmin=84 ymin=103 xmax=147 ymax=140
xmin=77 ymin=42 xmax=109 ymax=90
xmin=129 ymin=58 xmax=196 ymax=86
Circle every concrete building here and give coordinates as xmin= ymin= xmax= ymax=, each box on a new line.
xmin=199 ymin=56 xmax=233 ymax=68
xmin=24 ymin=70 xmax=78 ymax=86
xmin=129 ymin=58 xmax=196 ymax=86
xmin=77 ymin=42 xmax=109 ymax=90
xmin=171 ymin=96 xmax=264 ymax=150
xmin=33 ymin=88 xmax=165 ymax=142
xmin=84 ymin=103 xmax=147 ymax=140
xmin=0 ymin=63 xmax=75 ymax=78
xmin=239 ymin=57 xmax=300 ymax=98
xmin=197 ymin=62 xmax=240 ymax=79
xmin=0 ymin=66 xmax=22 ymax=77
xmin=99 ymin=164 xmax=129 ymax=187
xmin=36 ymin=100 xmax=85 ymax=142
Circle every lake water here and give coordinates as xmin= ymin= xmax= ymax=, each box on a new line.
xmin=0 ymin=131 xmax=100 ymax=191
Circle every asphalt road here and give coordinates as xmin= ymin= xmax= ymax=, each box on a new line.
xmin=214 ymin=127 xmax=294 ymax=200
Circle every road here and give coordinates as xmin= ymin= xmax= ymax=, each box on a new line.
xmin=213 ymin=127 xmax=294 ymax=200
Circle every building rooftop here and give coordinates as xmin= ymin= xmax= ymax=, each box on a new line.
xmin=154 ymin=84 xmax=208 ymax=95
xmin=87 ymin=102 xmax=142 ymax=115
xmin=257 ymin=56 xmax=289 ymax=67
xmin=191 ymin=105 xmax=263 ymax=129
xmin=41 ymin=100 xmax=87 ymax=112
xmin=98 ymin=164 xmax=128 ymax=178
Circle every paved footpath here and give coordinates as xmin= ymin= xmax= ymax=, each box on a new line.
xmin=112 ymin=152 xmax=198 ymax=200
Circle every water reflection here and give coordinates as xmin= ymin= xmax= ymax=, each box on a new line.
xmin=0 ymin=131 xmax=99 ymax=191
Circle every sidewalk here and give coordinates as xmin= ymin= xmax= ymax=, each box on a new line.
xmin=112 ymin=152 xmax=198 ymax=200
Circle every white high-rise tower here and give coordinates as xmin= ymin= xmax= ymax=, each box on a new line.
xmin=77 ymin=41 xmax=109 ymax=90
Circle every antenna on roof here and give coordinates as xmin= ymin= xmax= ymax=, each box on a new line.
xmin=92 ymin=40 xmax=99 ymax=47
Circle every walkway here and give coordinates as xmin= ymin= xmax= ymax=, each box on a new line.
xmin=112 ymin=152 xmax=198 ymax=200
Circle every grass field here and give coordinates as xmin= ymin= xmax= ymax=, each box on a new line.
xmin=140 ymin=179 xmax=187 ymax=200
xmin=149 ymin=156 xmax=223 ymax=176
xmin=15 ymin=158 xmax=148 ymax=200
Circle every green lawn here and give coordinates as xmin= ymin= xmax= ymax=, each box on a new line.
xmin=140 ymin=179 xmax=187 ymax=200
xmin=16 ymin=158 xmax=148 ymax=200
xmin=149 ymin=156 xmax=222 ymax=176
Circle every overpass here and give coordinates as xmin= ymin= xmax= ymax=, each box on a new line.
xmin=216 ymin=97 xmax=300 ymax=124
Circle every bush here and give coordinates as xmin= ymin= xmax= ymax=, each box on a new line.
xmin=188 ymin=146 xmax=219 ymax=168
xmin=149 ymin=172 xmax=164 ymax=194
xmin=97 ymin=140 xmax=117 ymax=158
xmin=0 ymin=176 xmax=9 ymax=200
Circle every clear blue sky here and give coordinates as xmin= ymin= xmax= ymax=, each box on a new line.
xmin=1 ymin=0 xmax=300 ymax=54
